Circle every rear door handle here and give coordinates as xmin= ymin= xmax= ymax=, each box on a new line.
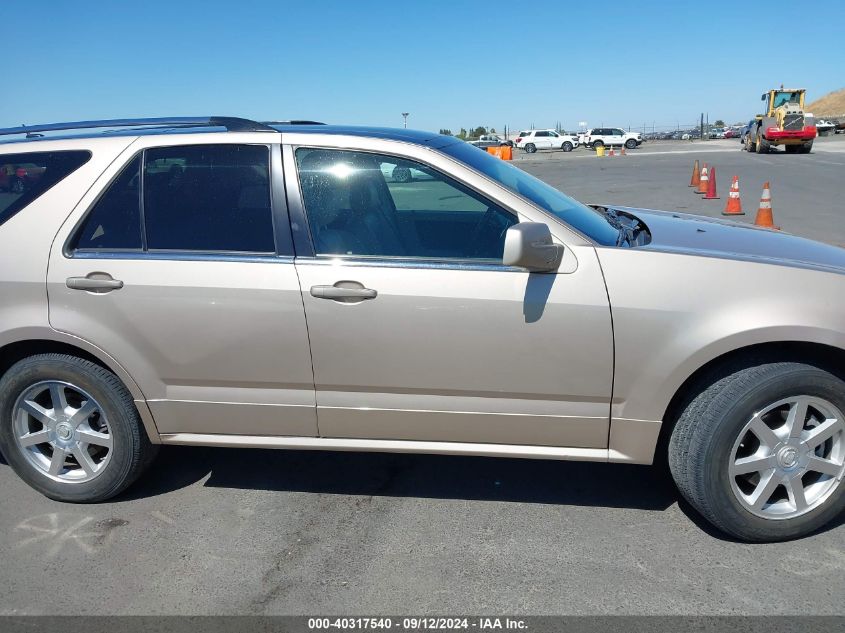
xmin=310 ymin=284 xmax=377 ymax=301
xmin=66 ymin=274 xmax=124 ymax=293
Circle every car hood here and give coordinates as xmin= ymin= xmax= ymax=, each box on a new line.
xmin=612 ymin=206 xmax=845 ymax=275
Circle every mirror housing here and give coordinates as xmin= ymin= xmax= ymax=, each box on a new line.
xmin=502 ymin=223 xmax=564 ymax=272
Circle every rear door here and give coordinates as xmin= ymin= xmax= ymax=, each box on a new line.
xmin=47 ymin=136 xmax=317 ymax=438
xmin=534 ymin=131 xmax=553 ymax=148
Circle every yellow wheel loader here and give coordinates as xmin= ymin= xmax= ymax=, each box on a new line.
xmin=745 ymin=87 xmax=817 ymax=154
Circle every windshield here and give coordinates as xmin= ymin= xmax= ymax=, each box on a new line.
xmin=772 ymin=91 xmax=801 ymax=108
xmin=441 ymin=141 xmax=619 ymax=246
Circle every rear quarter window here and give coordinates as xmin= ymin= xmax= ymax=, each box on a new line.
xmin=0 ymin=151 xmax=91 ymax=227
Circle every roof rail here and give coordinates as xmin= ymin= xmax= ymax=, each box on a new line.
xmin=263 ymin=120 xmax=326 ymax=126
xmin=0 ymin=116 xmax=277 ymax=137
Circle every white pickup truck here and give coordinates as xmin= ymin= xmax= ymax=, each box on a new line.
xmin=468 ymin=134 xmax=513 ymax=149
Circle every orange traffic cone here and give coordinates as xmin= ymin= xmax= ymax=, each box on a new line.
xmin=754 ymin=182 xmax=779 ymax=230
xmin=608 ymin=146 xmax=615 ymax=157
xmin=620 ymin=146 xmax=626 ymax=156
xmin=704 ymin=166 xmax=719 ymax=199
xmin=696 ymin=164 xmax=709 ymax=194
xmin=689 ymin=159 xmax=700 ymax=187
xmin=722 ymin=176 xmax=744 ymax=215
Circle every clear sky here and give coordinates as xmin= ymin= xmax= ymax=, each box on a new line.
xmin=3 ymin=0 xmax=843 ymax=133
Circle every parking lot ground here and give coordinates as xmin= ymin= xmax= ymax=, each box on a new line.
xmin=2 ymin=447 xmax=844 ymax=614
xmin=516 ymin=136 xmax=845 ymax=246
xmin=2 ymin=136 xmax=845 ymax=616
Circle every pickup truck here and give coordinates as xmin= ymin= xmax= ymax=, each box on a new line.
xmin=469 ymin=134 xmax=513 ymax=149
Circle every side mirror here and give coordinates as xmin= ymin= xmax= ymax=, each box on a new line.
xmin=503 ymin=223 xmax=564 ymax=272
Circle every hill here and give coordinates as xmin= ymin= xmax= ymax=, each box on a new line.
xmin=807 ymin=88 xmax=845 ymax=116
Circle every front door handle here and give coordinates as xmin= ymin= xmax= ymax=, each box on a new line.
xmin=66 ymin=274 xmax=124 ymax=293
xmin=310 ymin=283 xmax=377 ymax=302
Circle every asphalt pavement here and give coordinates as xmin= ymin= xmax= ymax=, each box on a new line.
xmin=517 ymin=135 xmax=845 ymax=246
xmin=1 ymin=136 xmax=844 ymax=616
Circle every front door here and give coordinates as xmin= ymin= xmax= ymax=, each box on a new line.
xmin=289 ymin=146 xmax=613 ymax=448
xmin=48 ymin=141 xmax=317 ymax=437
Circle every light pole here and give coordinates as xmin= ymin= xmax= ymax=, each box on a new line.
xmin=401 ymin=112 xmax=409 ymax=128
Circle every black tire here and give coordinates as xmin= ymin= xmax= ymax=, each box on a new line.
xmin=392 ymin=166 xmax=412 ymax=183
xmin=669 ymin=361 xmax=845 ymax=542
xmin=524 ymin=143 xmax=537 ymax=154
xmin=756 ymin=134 xmax=770 ymax=154
xmin=592 ymin=140 xmax=604 ymax=148
xmin=562 ymin=142 xmax=573 ymax=152
xmin=784 ymin=145 xmax=798 ymax=154
xmin=0 ymin=354 xmax=158 ymax=503
xmin=625 ymin=138 xmax=637 ymax=149
xmin=799 ymin=141 xmax=813 ymax=154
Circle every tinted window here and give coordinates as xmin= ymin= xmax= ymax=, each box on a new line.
xmin=518 ymin=131 xmax=531 ymax=137
xmin=535 ymin=131 xmax=550 ymax=137
xmin=296 ymin=148 xmax=517 ymax=260
xmin=440 ymin=141 xmax=619 ymax=246
xmin=0 ymin=151 xmax=90 ymax=227
xmin=144 ymin=145 xmax=273 ymax=252
xmin=72 ymin=155 xmax=142 ymax=250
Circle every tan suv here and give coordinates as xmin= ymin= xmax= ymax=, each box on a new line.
xmin=1 ymin=117 xmax=844 ymax=542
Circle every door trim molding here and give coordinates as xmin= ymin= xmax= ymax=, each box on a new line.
xmin=159 ymin=432 xmax=617 ymax=462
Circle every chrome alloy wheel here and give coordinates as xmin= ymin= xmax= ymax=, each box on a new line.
xmin=730 ymin=396 xmax=845 ymax=519
xmin=12 ymin=381 xmax=112 ymax=483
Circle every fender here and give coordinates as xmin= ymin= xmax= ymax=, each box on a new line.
xmin=0 ymin=326 xmax=162 ymax=442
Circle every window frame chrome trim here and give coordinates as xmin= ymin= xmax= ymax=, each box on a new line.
xmin=70 ymin=250 xmax=294 ymax=264
xmin=294 ymin=255 xmax=525 ymax=273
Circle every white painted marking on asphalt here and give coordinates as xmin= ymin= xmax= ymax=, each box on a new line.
xmin=15 ymin=514 xmax=100 ymax=556
xmin=151 ymin=510 xmax=176 ymax=525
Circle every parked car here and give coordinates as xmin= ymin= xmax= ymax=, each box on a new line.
xmin=740 ymin=120 xmax=756 ymax=148
xmin=816 ymin=120 xmax=836 ymax=136
xmin=1 ymin=117 xmax=844 ymax=542
xmin=583 ymin=128 xmax=642 ymax=149
xmin=379 ymin=161 xmax=432 ymax=183
xmin=469 ymin=134 xmax=513 ymax=149
xmin=514 ymin=129 xmax=579 ymax=153
xmin=723 ymin=128 xmax=739 ymax=139
xmin=709 ymin=128 xmax=726 ymax=139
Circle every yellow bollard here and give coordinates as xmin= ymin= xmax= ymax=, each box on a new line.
xmin=595 ymin=145 xmax=606 ymax=157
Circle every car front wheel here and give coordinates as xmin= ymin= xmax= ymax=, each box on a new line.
xmin=0 ymin=354 xmax=158 ymax=503
xmin=562 ymin=142 xmax=573 ymax=152
xmin=669 ymin=361 xmax=845 ymax=542
xmin=625 ymin=139 xmax=637 ymax=149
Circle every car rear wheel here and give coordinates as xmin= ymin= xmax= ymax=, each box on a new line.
xmin=625 ymin=139 xmax=637 ymax=149
xmin=561 ymin=142 xmax=573 ymax=152
xmin=669 ymin=361 xmax=845 ymax=542
xmin=0 ymin=354 xmax=158 ymax=503
xmin=524 ymin=143 xmax=537 ymax=154
xmin=592 ymin=140 xmax=604 ymax=148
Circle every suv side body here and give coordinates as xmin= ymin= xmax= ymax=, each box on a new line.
xmin=514 ymin=129 xmax=579 ymax=152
